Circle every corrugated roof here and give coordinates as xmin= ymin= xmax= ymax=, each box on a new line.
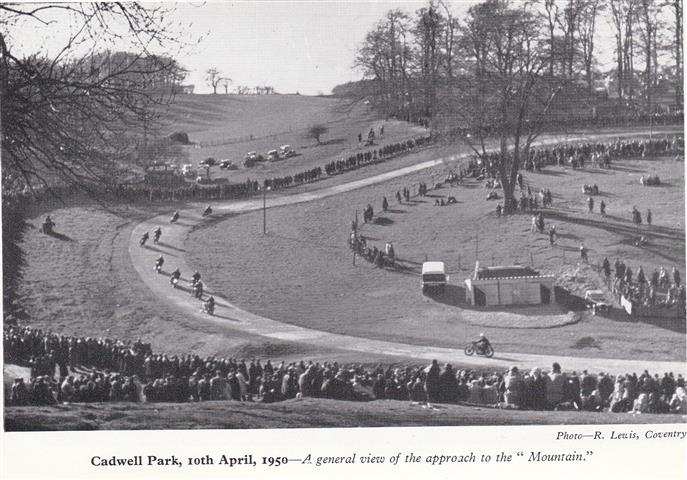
xmin=476 ymin=265 xmax=540 ymax=280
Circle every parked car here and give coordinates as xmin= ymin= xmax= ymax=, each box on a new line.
xmin=421 ymin=261 xmax=449 ymax=294
xmin=278 ymin=144 xmax=296 ymax=158
xmin=219 ymin=159 xmax=237 ymax=169
xmin=181 ymin=164 xmax=195 ymax=176
xmin=199 ymin=157 xmax=217 ymax=167
xmin=267 ymin=149 xmax=280 ymax=162
xmin=244 ymin=151 xmax=264 ymax=167
xmin=584 ymin=289 xmax=610 ymax=315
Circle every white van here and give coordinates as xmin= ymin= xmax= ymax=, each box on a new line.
xmin=279 ymin=144 xmax=296 ymax=157
xmin=422 ymin=261 xmax=448 ymax=293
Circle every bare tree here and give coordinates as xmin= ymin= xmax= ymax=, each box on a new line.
xmin=221 ymin=76 xmax=232 ymax=94
xmin=670 ymin=0 xmax=682 ymax=105
xmin=206 ymin=68 xmax=222 ymax=94
xmin=307 ymin=124 xmax=329 ymax=144
xmin=0 ymin=3 xmax=191 ymax=194
xmin=579 ymin=0 xmax=602 ymax=94
xmin=456 ymin=0 xmax=565 ymax=214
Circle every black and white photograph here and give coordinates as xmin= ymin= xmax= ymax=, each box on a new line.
xmin=1 ymin=0 xmax=685 ymax=478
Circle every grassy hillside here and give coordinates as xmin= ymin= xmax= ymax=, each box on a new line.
xmin=156 ymin=94 xmax=427 ymax=183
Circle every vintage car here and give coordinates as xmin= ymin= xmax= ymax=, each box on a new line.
xmin=422 ymin=261 xmax=449 ymax=294
xmin=219 ymin=159 xmax=237 ymax=169
xmin=278 ymin=144 xmax=296 ymax=158
xmin=584 ymin=289 xmax=610 ymax=314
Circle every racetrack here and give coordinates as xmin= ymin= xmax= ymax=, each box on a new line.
xmin=129 ymin=128 xmax=686 ymax=375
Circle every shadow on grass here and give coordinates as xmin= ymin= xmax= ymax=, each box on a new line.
xmin=155 ymin=242 xmax=187 ymax=253
xmin=372 ymin=217 xmax=394 ymax=226
xmin=143 ymin=245 xmax=178 ymax=257
xmin=46 ymin=230 xmax=72 ymax=242
xmin=534 ymin=169 xmax=568 ymax=176
xmin=320 ymin=138 xmax=346 ymax=146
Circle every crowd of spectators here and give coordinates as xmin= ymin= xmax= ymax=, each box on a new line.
xmin=5 ymin=326 xmax=686 ymax=415
xmin=602 ymin=258 xmax=686 ymax=313
xmin=466 ymin=136 xmax=683 ymax=181
xmin=324 ymin=135 xmax=433 ymax=176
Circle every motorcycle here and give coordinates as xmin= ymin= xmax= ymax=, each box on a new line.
xmin=201 ymin=301 xmax=214 ymax=315
xmin=464 ymin=341 xmax=494 ymax=358
xmin=41 ymin=220 xmax=55 ymax=235
xmin=170 ymin=276 xmax=179 ymax=287
xmin=202 ymin=206 xmax=212 ymax=217
xmin=153 ymin=228 xmax=161 ymax=244
xmin=140 ymin=233 xmax=149 ymax=246
xmin=170 ymin=211 xmax=179 ymax=223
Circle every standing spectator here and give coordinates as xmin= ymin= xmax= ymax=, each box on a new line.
xmin=599 ymin=200 xmax=606 ymax=215
xmin=424 ymin=360 xmax=441 ymax=404
xmin=602 ymin=258 xmax=611 ymax=279
xmin=646 ymin=209 xmax=652 ymax=226
xmin=438 ymin=364 xmax=458 ymax=404
xmin=587 ymin=196 xmax=594 ymax=213
xmin=580 ymin=244 xmax=588 ymax=263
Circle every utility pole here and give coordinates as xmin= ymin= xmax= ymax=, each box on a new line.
xmin=262 ymin=186 xmax=269 ymax=235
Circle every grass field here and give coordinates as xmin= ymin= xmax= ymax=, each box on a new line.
xmin=5 ymin=397 xmax=682 ymax=431
xmin=159 ymin=94 xmax=426 ymax=183
xmin=187 ymin=152 xmax=685 ymax=361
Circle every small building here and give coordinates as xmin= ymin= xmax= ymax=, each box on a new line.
xmin=464 ymin=262 xmax=555 ymax=307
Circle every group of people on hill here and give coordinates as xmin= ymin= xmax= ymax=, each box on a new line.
xmin=602 ymin=258 xmax=685 ymax=310
xmin=469 ymin=137 xmax=683 ymax=183
xmin=6 ymin=326 xmax=686 ymax=415
xmin=325 ymin=134 xmax=433 ymax=176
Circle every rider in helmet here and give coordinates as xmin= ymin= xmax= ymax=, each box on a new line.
xmin=475 ymin=333 xmax=491 ymax=353
xmin=170 ymin=268 xmax=181 ymax=285
xmin=193 ymin=280 xmax=204 ymax=299
xmin=191 ymin=271 xmax=201 ymax=285
xmin=203 ymin=205 xmax=212 ymax=216
xmin=170 ymin=211 xmax=179 ymax=223
xmin=153 ymin=227 xmax=162 ymax=243
xmin=204 ymin=296 xmax=215 ymax=314
xmin=140 ymin=231 xmax=149 ymax=245
xmin=154 ymin=255 xmax=164 ymax=273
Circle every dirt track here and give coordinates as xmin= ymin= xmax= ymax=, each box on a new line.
xmin=129 ymin=128 xmax=686 ymax=375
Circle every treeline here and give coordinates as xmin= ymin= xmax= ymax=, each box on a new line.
xmin=351 ymin=0 xmax=684 ymax=128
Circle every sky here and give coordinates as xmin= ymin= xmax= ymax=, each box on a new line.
xmin=9 ymin=1 xmax=634 ymax=95
xmin=174 ymin=0 xmax=462 ymax=94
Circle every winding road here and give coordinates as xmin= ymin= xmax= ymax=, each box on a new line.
xmin=129 ymin=128 xmax=686 ymax=375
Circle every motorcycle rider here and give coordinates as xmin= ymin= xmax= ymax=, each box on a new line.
xmin=193 ymin=280 xmax=204 ymax=299
xmin=140 ymin=232 xmax=149 ymax=246
xmin=203 ymin=205 xmax=212 ymax=217
xmin=191 ymin=271 xmax=201 ymax=286
xmin=203 ymin=296 xmax=215 ymax=315
xmin=475 ymin=333 xmax=491 ymax=354
xmin=170 ymin=211 xmax=179 ymax=223
xmin=153 ymin=227 xmax=162 ymax=243
xmin=42 ymin=215 xmax=55 ymax=234
xmin=170 ymin=268 xmax=181 ymax=287
xmin=154 ymin=255 xmax=164 ymax=273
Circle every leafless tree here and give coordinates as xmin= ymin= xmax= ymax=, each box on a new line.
xmin=307 ymin=124 xmax=328 ymax=144
xmin=456 ymin=0 xmax=565 ymax=214
xmin=221 ymin=77 xmax=232 ymax=94
xmin=206 ymin=68 xmax=222 ymax=94
xmin=0 ymin=3 xmax=192 ymax=195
